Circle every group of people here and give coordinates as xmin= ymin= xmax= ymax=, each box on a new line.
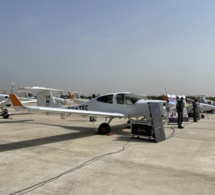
xmin=176 ymin=96 xmax=199 ymax=129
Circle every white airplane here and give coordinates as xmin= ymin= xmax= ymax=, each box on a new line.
xmin=163 ymin=95 xmax=215 ymax=116
xmin=0 ymin=93 xmax=10 ymax=108
xmin=0 ymin=93 xmax=11 ymax=118
xmin=18 ymin=86 xmax=75 ymax=106
xmin=186 ymin=98 xmax=215 ymax=116
xmin=67 ymin=91 xmax=89 ymax=104
xmin=198 ymin=96 xmax=215 ymax=113
xmin=0 ymin=91 xmax=38 ymax=118
xmin=20 ymin=86 xmax=65 ymax=106
xmin=9 ymin=92 xmax=173 ymax=134
xmin=0 ymin=93 xmax=9 ymax=100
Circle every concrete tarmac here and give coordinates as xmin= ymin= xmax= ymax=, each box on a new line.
xmin=0 ymin=108 xmax=215 ymax=195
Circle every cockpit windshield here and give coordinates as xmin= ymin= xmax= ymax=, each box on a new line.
xmin=116 ymin=93 xmax=143 ymax=105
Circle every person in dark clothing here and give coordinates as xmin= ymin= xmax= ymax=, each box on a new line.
xmin=176 ymin=96 xmax=185 ymax=128
xmin=193 ymin=99 xmax=199 ymax=122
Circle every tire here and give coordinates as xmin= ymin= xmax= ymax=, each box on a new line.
xmin=2 ymin=109 xmax=9 ymax=119
xmin=98 ymin=123 xmax=111 ymax=135
xmin=3 ymin=113 xmax=9 ymax=119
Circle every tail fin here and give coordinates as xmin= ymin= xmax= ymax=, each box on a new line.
xmin=162 ymin=95 xmax=168 ymax=102
xmin=68 ymin=92 xmax=74 ymax=100
xmin=9 ymin=94 xmax=24 ymax=111
xmin=37 ymin=90 xmax=60 ymax=108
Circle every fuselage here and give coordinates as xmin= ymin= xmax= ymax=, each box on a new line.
xmin=0 ymin=94 xmax=9 ymax=101
xmin=68 ymin=92 xmax=166 ymax=120
xmin=187 ymin=103 xmax=215 ymax=113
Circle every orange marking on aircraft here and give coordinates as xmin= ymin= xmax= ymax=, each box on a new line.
xmin=9 ymin=94 xmax=22 ymax=106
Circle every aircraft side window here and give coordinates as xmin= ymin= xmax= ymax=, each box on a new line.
xmin=124 ymin=94 xmax=141 ymax=105
xmin=116 ymin=94 xmax=124 ymax=104
xmin=125 ymin=97 xmax=133 ymax=105
xmin=117 ymin=97 xmax=122 ymax=104
xmin=97 ymin=95 xmax=113 ymax=104
xmin=116 ymin=93 xmax=141 ymax=105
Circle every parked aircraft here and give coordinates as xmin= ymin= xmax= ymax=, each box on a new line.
xmin=19 ymin=86 xmax=90 ymax=107
xmin=0 ymin=93 xmax=9 ymax=100
xmin=68 ymin=91 xmax=89 ymax=104
xmin=10 ymin=92 xmax=173 ymax=134
xmin=0 ymin=91 xmax=37 ymax=118
xmin=23 ymin=86 xmax=64 ymax=106
xmin=0 ymin=93 xmax=10 ymax=118
xmin=186 ymin=98 xmax=215 ymax=116
xmin=163 ymin=95 xmax=215 ymax=116
xmin=18 ymin=86 xmax=74 ymax=106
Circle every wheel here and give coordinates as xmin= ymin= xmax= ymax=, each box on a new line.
xmin=3 ymin=113 xmax=9 ymax=119
xmin=98 ymin=123 xmax=111 ymax=135
xmin=2 ymin=109 xmax=9 ymax=119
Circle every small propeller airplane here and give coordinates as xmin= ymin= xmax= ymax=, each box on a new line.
xmin=0 ymin=91 xmax=37 ymax=119
xmin=9 ymin=92 xmax=174 ymax=135
xmin=19 ymin=86 xmax=67 ymax=106
xmin=186 ymin=98 xmax=215 ymax=116
xmin=0 ymin=93 xmax=11 ymax=118
xmin=18 ymin=86 xmax=77 ymax=107
xmin=0 ymin=84 xmax=13 ymax=112
xmin=1 ymin=84 xmax=38 ymax=118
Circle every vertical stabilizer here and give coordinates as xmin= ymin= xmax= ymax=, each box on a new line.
xmin=9 ymin=94 xmax=24 ymax=111
xmin=37 ymin=90 xmax=60 ymax=108
xmin=68 ymin=92 xmax=74 ymax=100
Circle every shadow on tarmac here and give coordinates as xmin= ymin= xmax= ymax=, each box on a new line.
xmin=0 ymin=118 xmax=158 ymax=152
xmin=0 ymin=121 xmax=134 ymax=152
xmin=0 ymin=119 xmax=34 ymax=124
xmin=0 ymin=129 xmax=95 ymax=153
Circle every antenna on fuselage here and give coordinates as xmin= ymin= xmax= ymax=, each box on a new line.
xmin=164 ymin=84 xmax=168 ymax=97
xmin=11 ymin=82 xmax=14 ymax=93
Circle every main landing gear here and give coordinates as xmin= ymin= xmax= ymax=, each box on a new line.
xmin=1 ymin=109 xmax=10 ymax=119
xmin=97 ymin=117 xmax=113 ymax=135
xmin=98 ymin=123 xmax=111 ymax=135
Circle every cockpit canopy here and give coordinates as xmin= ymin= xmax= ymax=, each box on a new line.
xmin=97 ymin=93 xmax=143 ymax=105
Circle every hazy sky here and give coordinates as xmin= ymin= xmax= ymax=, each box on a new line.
xmin=1 ymin=0 xmax=215 ymax=96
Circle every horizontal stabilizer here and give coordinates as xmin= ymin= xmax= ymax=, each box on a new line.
xmin=19 ymin=86 xmax=64 ymax=92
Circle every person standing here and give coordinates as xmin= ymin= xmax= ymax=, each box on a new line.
xmin=176 ymin=96 xmax=185 ymax=128
xmin=193 ymin=99 xmax=199 ymax=122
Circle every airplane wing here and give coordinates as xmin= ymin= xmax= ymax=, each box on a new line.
xmin=21 ymin=99 xmax=37 ymax=104
xmin=19 ymin=86 xmax=64 ymax=92
xmin=18 ymin=96 xmax=37 ymax=103
xmin=9 ymin=94 xmax=125 ymax=118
